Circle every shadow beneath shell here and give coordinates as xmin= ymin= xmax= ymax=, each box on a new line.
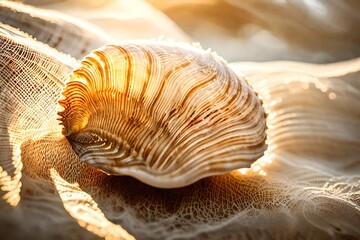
xmin=19 ymin=132 xmax=272 ymax=239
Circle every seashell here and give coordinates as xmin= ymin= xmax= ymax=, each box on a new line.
xmin=1 ymin=8 xmax=360 ymax=239
xmin=0 ymin=1 xmax=111 ymax=59
xmin=58 ymin=41 xmax=267 ymax=188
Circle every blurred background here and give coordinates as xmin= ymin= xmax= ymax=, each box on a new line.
xmin=147 ymin=0 xmax=360 ymax=63
xmin=20 ymin=0 xmax=360 ymax=63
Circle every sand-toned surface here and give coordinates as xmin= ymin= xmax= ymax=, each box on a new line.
xmin=0 ymin=1 xmax=359 ymax=239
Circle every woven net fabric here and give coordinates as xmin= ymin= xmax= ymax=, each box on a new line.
xmin=0 ymin=11 xmax=360 ymax=240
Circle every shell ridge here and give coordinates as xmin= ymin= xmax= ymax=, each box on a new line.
xmin=58 ymin=41 xmax=267 ymax=188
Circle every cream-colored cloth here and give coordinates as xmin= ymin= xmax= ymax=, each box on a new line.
xmin=0 ymin=1 xmax=359 ymax=239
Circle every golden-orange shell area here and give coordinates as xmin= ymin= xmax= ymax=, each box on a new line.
xmin=58 ymin=41 xmax=267 ymax=188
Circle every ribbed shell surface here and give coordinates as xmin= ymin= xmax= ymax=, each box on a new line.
xmin=59 ymin=42 xmax=267 ymax=188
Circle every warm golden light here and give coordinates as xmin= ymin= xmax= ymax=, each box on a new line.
xmin=50 ymin=168 xmax=135 ymax=240
xmin=0 ymin=143 xmax=22 ymax=207
xmin=1 ymin=1 xmax=359 ymax=239
xmin=329 ymin=92 xmax=336 ymax=100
